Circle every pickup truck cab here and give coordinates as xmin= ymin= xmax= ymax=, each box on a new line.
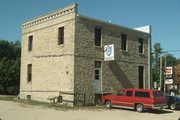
xmin=103 ymin=88 xmax=167 ymax=112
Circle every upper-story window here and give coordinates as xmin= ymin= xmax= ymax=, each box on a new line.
xmin=95 ymin=28 xmax=101 ymax=46
xmin=28 ymin=35 xmax=33 ymax=51
xmin=121 ymin=34 xmax=127 ymax=51
xmin=58 ymin=27 xmax=64 ymax=45
xmin=138 ymin=38 xmax=143 ymax=53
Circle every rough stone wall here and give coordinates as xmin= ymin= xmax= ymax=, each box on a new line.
xmin=20 ymin=4 xmax=77 ymax=105
xmin=74 ymin=16 xmax=150 ymax=105
xmin=20 ymin=3 xmax=150 ymax=106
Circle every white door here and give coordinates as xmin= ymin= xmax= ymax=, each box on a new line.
xmin=94 ymin=68 xmax=101 ymax=91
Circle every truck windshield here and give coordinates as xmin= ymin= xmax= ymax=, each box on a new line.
xmin=117 ymin=90 xmax=125 ymax=96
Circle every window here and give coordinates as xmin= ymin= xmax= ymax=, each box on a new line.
xmin=121 ymin=34 xmax=127 ymax=51
xmin=95 ymin=61 xmax=101 ymax=68
xmin=153 ymin=91 xmax=159 ymax=97
xmin=153 ymin=91 xmax=164 ymax=97
xmin=117 ymin=90 xmax=125 ymax=96
xmin=28 ymin=35 xmax=33 ymax=51
xmin=95 ymin=28 xmax=101 ymax=46
xmin=94 ymin=61 xmax=101 ymax=91
xmin=94 ymin=61 xmax=101 ymax=80
xmin=58 ymin=27 xmax=64 ymax=45
xmin=138 ymin=38 xmax=143 ymax=53
xmin=135 ymin=91 xmax=150 ymax=98
xmin=126 ymin=91 xmax=133 ymax=96
xmin=158 ymin=91 xmax=164 ymax=97
xmin=27 ymin=95 xmax=31 ymax=100
xmin=95 ymin=69 xmax=100 ymax=80
xmin=27 ymin=64 xmax=32 ymax=82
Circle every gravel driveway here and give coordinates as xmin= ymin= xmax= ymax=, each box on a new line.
xmin=0 ymin=100 xmax=179 ymax=120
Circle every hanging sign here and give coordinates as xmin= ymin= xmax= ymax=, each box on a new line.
xmin=104 ymin=44 xmax=114 ymax=61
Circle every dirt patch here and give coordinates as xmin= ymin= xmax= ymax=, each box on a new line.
xmin=0 ymin=100 xmax=179 ymax=120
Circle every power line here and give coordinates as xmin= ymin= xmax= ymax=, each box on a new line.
xmin=162 ymin=50 xmax=180 ymax=53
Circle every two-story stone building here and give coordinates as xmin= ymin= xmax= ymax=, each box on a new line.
xmin=20 ymin=4 xmax=151 ymax=105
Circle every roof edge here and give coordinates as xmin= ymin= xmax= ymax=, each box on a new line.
xmin=22 ymin=3 xmax=78 ymax=28
xmin=78 ymin=14 xmax=151 ymax=35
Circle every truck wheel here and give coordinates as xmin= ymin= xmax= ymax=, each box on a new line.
xmin=170 ymin=103 xmax=176 ymax=110
xmin=105 ymin=101 xmax=112 ymax=108
xmin=136 ymin=104 xmax=144 ymax=112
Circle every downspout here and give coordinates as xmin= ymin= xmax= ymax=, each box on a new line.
xmin=148 ymin=26 xmax=152 ymax=89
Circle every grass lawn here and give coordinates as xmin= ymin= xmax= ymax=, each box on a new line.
xmin=0 ymin=95 xmax=105 ymax=111
xmin=0 ymin=95 xmax=16 ymax=101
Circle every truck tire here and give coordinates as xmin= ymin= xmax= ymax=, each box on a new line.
xmin=105 ymin=100 xmax=112 ymax=109
xmin=136 ymin=104 xmax=144 ymax=112
xmin=170 ymin=103 xmax=176 ymax=110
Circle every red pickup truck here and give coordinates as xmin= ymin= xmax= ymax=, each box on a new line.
xmin=102 ymin=88 xmax=167 ymax=112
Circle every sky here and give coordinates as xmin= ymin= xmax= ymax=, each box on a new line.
xmin=0 ymin=0 xmax=180 ymax=58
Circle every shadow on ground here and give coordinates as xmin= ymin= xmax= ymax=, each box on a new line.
xmin=145 ymin=109 xmax=173 ymax=114
xmin=111 ymin=107 xmax=174 ymax=114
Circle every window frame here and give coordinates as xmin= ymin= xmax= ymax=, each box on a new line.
xmin=28 ymin=35 xmax=33 ymax=51
xmin=58 ymin=27 xmax=64 ymax=45
xmin=94 ymin=61 xmax=101 ymax=80
xmin=95 ymin=28 xmax=101 ymax=46
xmin=135 ymin=91 xmax=150 ymax=98
xmin=27 ymin=64 xmax=32 ymax=83
xmin=138 ymin=38 xmax=144 ymax=54
xmin=121 ymin=34 xmax=127 ymax=51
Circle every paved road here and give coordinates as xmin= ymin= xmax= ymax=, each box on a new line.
xmin=0 ymin=100 xmax=179 ymax=120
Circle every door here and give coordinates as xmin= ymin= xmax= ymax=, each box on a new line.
xmin=94 ymin=68 xmax=101 ymax=91
xmin=112 ymin=89 xmax=125 ymax=106
xmin=139 ymin=66 xmax=144 ymax=89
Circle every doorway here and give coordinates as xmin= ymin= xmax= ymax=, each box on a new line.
xmin=139 ymin=66 xmax=144 ymax=89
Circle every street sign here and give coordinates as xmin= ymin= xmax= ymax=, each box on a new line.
xmin=165 ymin=74 xmax=173 ymax=79
xmin=165 ymin=79 xmax=173 ymax=84
xmin=154 ymin=82 xmax=157 ymax=89
xmin=104 ymin=44 xmax=114 ymax=61
xmin=165 ymin=67 xmax=173 ymax=75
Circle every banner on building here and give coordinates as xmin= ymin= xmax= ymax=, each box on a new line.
xmin=104 ymin=44 xmax=114 ymax=61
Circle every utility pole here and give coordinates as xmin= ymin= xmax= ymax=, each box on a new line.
xmin=160 ymin=56 xmax=162 ymax=90
xmin=164 ymin=55 xmax=167 ymax=94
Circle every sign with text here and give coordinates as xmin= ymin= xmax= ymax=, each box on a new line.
xmin=165 ymin=67 xmax=173 ymax=75
xmin=165 ymin=79 xmax=173 ymax=84
xmin=104 ymin=44 xmax=114 ymax=61
xmin=165 ymin=74 xmax=173 ymax=79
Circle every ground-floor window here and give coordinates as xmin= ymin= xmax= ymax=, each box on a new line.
xmin=94 ymin=61 xmax=101 ymax=91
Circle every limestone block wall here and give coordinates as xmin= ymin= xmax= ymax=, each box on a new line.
xmin=20 ymin=4 xmax=77 ymax=104
xmin=74 ymin=16 xmax=150 ymax=105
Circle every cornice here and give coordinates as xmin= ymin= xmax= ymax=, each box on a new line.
xmin=22 ymin=3 xmax=78 ymax=28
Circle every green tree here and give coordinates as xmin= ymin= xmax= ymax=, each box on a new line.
xmin=165 ymin=54 xmax=177 ymax=67
xmin=152 ymin=43 xmax=163 ymax=85
xmin=152 ymin=42 xmax=178 ymax=89
xmin=0 ymin=40 xmax=21 ymax=94
xmin=176 ymin=58 xmax=180 ymax=64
